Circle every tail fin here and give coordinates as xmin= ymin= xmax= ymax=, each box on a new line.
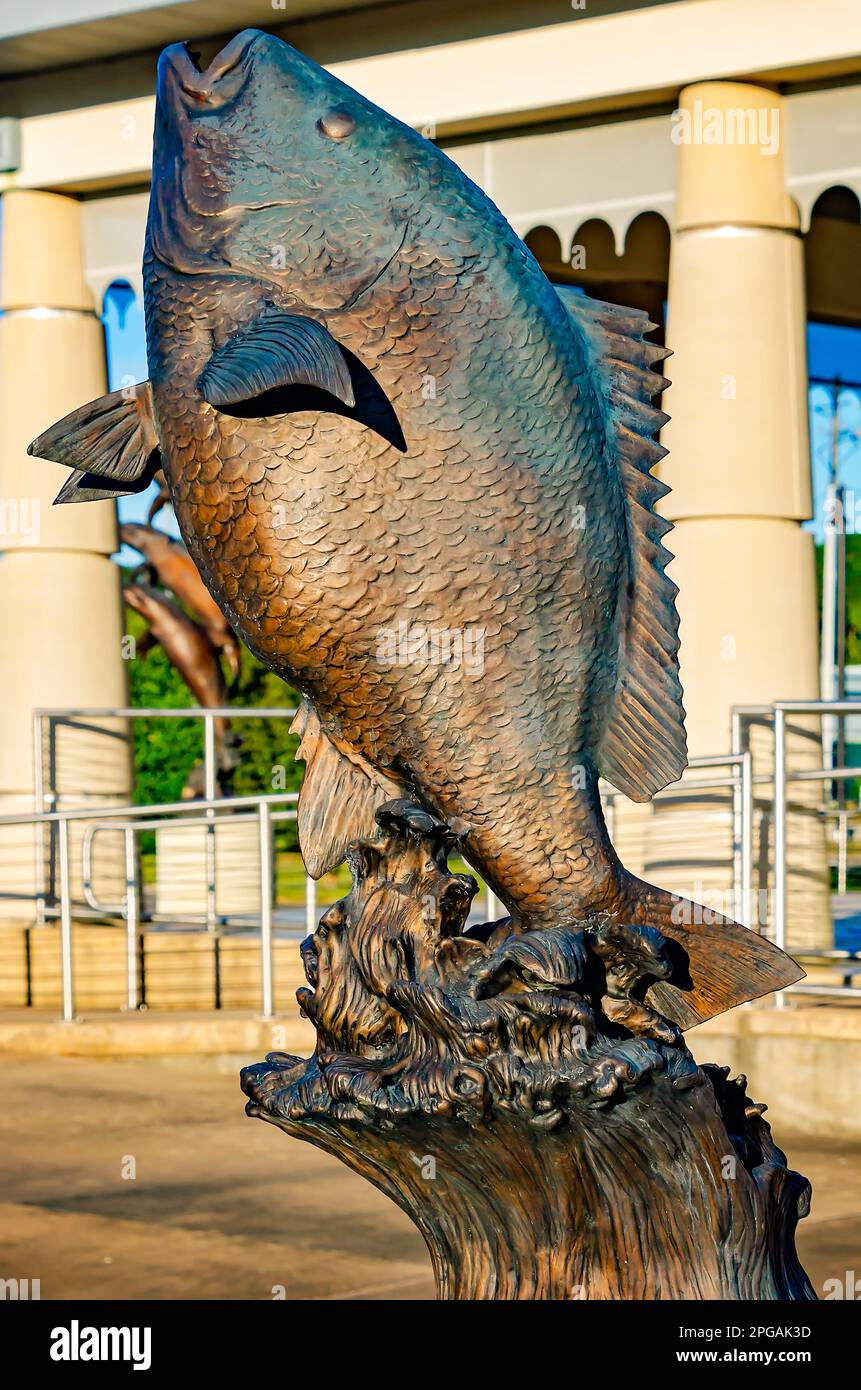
xmin=536 ymin=771 xmax=803 ymax=1029
xmin=620 ymin=871 xmax=804 ymax=1030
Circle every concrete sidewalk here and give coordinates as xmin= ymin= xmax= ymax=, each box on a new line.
xmin=691 ymin=999 xmax=861 ymax=1139
xmin=0 ymin=1055 xmax=432 ymax=1301
xmin=0 ymin=1054 xmax=857 ymax=1301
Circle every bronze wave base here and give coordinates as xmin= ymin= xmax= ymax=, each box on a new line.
xmin=241 ymin=802 xmax=815 ymax=1300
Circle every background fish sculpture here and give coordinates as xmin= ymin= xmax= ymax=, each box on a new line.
xmin=123 ymin=579 xmax=239 ymax=790
xmin=29 ymin=28 xmax=802 ymax=1027
xmin=122 ymin=521 xmax=241 ymax=681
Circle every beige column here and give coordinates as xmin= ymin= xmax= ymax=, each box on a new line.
xmin=650 ymin=82 xmax=830 ymax=950
xmin=0 ymin=190 xmax=131 ymax=922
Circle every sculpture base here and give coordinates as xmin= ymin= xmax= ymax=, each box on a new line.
xmin=241 ymin=802 xmax=814 ymax=1301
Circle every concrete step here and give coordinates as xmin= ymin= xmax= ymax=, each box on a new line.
xmin=691 ymin=1000 xmax=861 ymax=1140
xmin=0 ymin=1007 xmax=315 ymax=1058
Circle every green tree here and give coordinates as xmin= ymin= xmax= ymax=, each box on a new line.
xmin=815 ymin=533 xmax=861 ymax=665
xmin=844 ymin=534 xmax=861 ymax=666
xmin=126 ymin=602 xmax=203 ymax=808
xmin=228 ymin=646 xmax=302 ymax=849
xmin=125 ymin=595 xmax=302 ymax=847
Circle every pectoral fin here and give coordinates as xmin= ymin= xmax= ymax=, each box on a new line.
xmin=28 ymin=381 xmax=161 ymax=505
xmin=200 ymin=311 xmax=355 ymax=411
xmin=54 ymin=459 xmax=163 ymax=505
xmin=292 ymin=699 xmax=407 ymax=878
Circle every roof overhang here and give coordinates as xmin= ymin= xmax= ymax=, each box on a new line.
xmin=1 ymin=0 xmax=861 ymax=193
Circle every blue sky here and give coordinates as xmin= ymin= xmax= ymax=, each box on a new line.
xmin=103 ymin=282 xmax=861 ymax=553
xmin=807 ymin=322 xmax=861 ymax=540
xmin=103 ymin=283 xmax=179 ymax=568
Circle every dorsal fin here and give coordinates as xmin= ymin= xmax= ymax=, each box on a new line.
xmin=556 ymin=287 xmax=686 ymax=801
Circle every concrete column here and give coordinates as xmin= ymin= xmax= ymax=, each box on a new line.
xmin=650 ymin=82 xmax=830 ymax=949
xmin=0 ymin=190 xmax=130 ymax=921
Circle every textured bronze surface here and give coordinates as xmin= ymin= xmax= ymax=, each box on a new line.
xmin=26 ymin=28 xmax=815 ymax=1301
xmin=242 ymin=802 xmax=815 ymax=1300
xmin=28 ymin=27 xmax=802 ymax=1030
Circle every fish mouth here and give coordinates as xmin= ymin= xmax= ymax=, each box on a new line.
xmin=160 ymin=28 xmax=262 ymax=110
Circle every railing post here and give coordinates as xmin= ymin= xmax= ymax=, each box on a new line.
xmin=124 ymin=826 xmax=139 ymax=1011
xmin=57 ymin=816 xmax=75 ymax=1023
xmin=773 ymin=707 xmax=787 ymax=1008
xmin=838 ymin=808 xmax=849 ymax=896
xmin=486 ymin=885 xmax=500 ymax=922
xmin=741 ymin=750 xmax=754 ymax=930
xmin=259 ymin=801 xmax=274 ymax=1019
xmin=203 ymin=712 xmax=217 ymax=933
xmin=47 ymin=715 xmax=58 ymax=905
xmin=731 ymin=758 xmax=743 ymax=927
xmin=32 ymin=712 xmax=47 ymax=928
xmin=304 ymin=869 xmax=316 ymax=939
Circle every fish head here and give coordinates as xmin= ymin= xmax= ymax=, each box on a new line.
xmin=150 ymin=29 xmax=427 ymax=313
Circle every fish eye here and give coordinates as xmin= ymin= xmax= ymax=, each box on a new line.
xmin=317 ymin=110 xmax=355 ymax=141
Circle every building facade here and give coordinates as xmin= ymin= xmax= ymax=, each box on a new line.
xmin=2 ymin=0 xmax=860 ymax=942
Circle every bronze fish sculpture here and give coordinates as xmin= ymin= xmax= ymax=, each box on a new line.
xmin=29 ymin=29 xmax=801 ymax=1026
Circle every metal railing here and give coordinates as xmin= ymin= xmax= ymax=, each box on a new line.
xmin=603 ymin=752 xmax=753 ymax=927
xmin=0 ymin=789 xmax=300 ymax=1022
xmin=31 ymin=705 xmax=299 ymax=933
xmin=772 ymin=701 xmax=861 ymax=1005
xmin=1 ymin=780 xmax=504 ymax=1023
xmin=734 ymin=699 xmax=861 ymax=1003
xmin=80 ymin=801 xmax=309 ymax=1015
xmin=6 ymin=704 xmax=505 ymax=1021
xmin=2 ymin=698 xmax=861 ymax=1019
xmin=31 ymin=703 xmax=504 ymax=934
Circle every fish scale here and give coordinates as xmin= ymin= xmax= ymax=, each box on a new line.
xmin=153 ymin=263 xmax=610 ymax=916
xmin=28 ymin=28 xmax=804 ymax=1027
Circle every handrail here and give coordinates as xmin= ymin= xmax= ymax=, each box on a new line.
xmin=33 ymin=706 xmax=299 ymax=719
xmin=749 ymin=699 xmax=861 ymax=1008
xmin=0 ymin=789 xmax=299 ymax=828
xmin=9 ymin=697 xmax=861 ymax=1021
xmin=80 ymin=804 xmax=301 ymax=913
xmin=31 ymin=704 xmax=301 ymax=934
xmin=30 ymin=793 xmax=307 ymax=1023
